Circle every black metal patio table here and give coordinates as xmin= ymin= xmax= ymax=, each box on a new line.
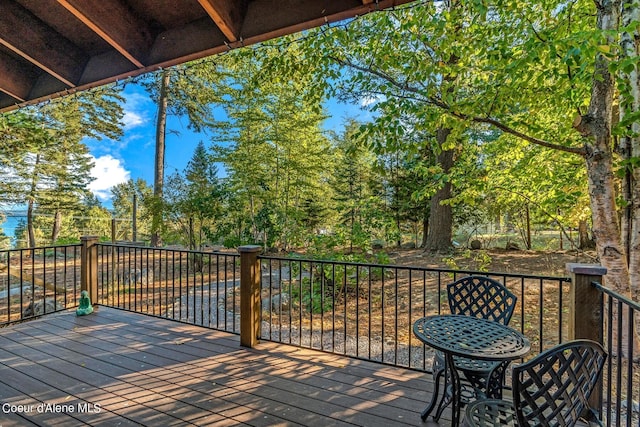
xmin=413 ymin=314 xmax=530 ymax=427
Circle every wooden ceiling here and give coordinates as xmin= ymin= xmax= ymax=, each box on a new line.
xmin=0 ymin=0 xmax=414 ymax=113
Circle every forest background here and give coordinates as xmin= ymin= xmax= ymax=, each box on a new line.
xmin=0 ymin=1 xmax=638 ymax=294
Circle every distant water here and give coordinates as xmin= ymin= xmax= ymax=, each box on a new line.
xmin=1 ymin=215 xmax=25 ymax=243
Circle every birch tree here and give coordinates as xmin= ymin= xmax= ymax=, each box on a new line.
xmin=279 ymin=0 xmax=638 ymax=296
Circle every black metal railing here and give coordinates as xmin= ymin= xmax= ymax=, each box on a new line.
xmin=593 ymin=281 xmax=640 ymax=427
xmin=0 ymin=244 xmax=81 ymax=326
xmin=258 ymin=255 xmax=572 ymax=371
xmin=95 ymin=243 xmax=241 ymax=334
xmin=92 ymin=245 xmax=573 ymax=370
xmin=92 ymin=246 xmax=607 ymax=374
xmin=5 ymin=240 xmax=637 ymax=425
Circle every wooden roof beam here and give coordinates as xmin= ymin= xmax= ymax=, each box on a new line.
xmin=0 ymin=0 xmax=85 ymax=88
xmin=56 ymin=0 xmax=154 ymax=69
xmin=197 ymin=0 xmax=247 ymax=42
xmin=0 ymin=52 xmax=33 ymax=102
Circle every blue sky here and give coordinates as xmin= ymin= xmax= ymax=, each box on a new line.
xmin=82 ymin=83 xmax=371 ymax=207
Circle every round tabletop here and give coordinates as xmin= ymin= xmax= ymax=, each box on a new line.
xmin=413 ymin=314 xmax=530 ymax=361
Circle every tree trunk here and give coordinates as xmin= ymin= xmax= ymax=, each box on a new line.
xmin=189 ymin=216 xmax=195 ymax=250
xmin=26 ymin=198 xmax=36 ymax=248
xmin=249 ymin=195 xmax=258 ymax=241
xmin=573 ymin=0 xmax=629 ymax=294
xmin=574 ymin=0 xmax=638 ymax=358
xmin=577 ymin=220 xmax=593 ymax=249
xmin=151 ymin=70 xmax=170 ymax=247
xmin=27 ymin=153 xmax=40 ymax=248
xmin=619 ymin=0 xmax=640 ymax=301
xmin=619 ymin=0 xmax=640 ymax=356
xmin=51 ymin=210 xmax=62 ymax=244
xmin=525 ymin=204 xmax=531 ymax=250
xmin=424 ymin=128 xmax=455 ymax=252
xmin=421 ymin=215 xmax=428 ymax=248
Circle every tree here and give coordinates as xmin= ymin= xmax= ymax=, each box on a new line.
xmin=151 ymin=70 xmax=170 ymax=247
xmin=330 ymin=120 xmax=381 ymax=251
xmin=0 ymin=87 xmax=124 ymax=247
xmin=142 ymin=62 xmax=222 ymax=247
xmin=616 ymin=0 xmax=640 ymax=294
xmin=281 ymin=0 xmax=640 ymax=296
xmin=483 ymin=134 xmax=590 ymax=249
xmin=164 ymin=141 xmax=225 ymax=249
xmin=111 ymin=179 xmax=154 ymax=242
xmin=211 ymin=48 xmax=332 ymax=250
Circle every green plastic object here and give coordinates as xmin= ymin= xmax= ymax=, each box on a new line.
xmin=76 ymin=290 xmax=94 ymax=316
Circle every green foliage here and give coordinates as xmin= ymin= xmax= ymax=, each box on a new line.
xmin=209 ymin=47 xmax=334 ymax=250
xmin=4 ymin=0 xmax=633 ymax=265
xmin=483 ymin=134 xmax=589 ymax=238
xmin=111 ymin=179 xmax=154 ymax=242
xmin=442 ymin=249 xmax=492 ymax=272
xmin=0 ymin=87 xmax=124 ymax=247
xmin=164 ymin=141 xmax=226 ymax=248
xmin=289 ymin=277 xmax=333 ymax=314
xmin=278 ymin=0 xmax=604 ymax=250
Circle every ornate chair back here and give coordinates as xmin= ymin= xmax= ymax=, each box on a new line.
xmin=513 ymin=340 xmax=607 ymax=426
xmin=447 ymin=276 xmax=517 ymax=325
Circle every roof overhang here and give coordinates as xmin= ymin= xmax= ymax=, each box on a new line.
xmin=0 ymin=0 xmax=415 ymax=113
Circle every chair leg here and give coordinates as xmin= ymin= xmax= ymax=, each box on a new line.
xmin=433 ymin=366 xmax=452 ymax=422
xmin=421 ymin=367 xmax=444 ymax=421
xmin=486 ymin=361 xmax=509 ymax=399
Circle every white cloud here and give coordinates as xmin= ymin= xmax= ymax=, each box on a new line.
xmin=122 ymin=110 xmax=144 ymax=128
xmin=88 ymin=155 xmax=130 ymax=201
xmin=360 ymin=95 xmax=381 ymax=108
xmin=122 ymin=91 xmax=152 ymax=129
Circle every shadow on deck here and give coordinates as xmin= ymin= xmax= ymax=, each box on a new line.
xmin=0 ymin=307 xmax=449 ymax=426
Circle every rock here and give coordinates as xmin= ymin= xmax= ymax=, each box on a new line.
xmin=371 ymin=240 xmax=385 ymax=249
xmin=401 ymin=242 xmax=416 ymax=249
xmin=262 ymin=293 xmax=290 ymax=313
xmin=470 ymin=239 xmax=482 ymax=250
xmin=23 ymin=298 xmax=64 ymax=317
xmin=119 ymin=268 xmax=154 ymax=285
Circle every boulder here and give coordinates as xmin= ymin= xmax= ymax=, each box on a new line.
xmin=506 ymin=241 xmax=520 ymax=250
xmin=262 ymin=293 xmax=291 ymax=313
xmin=371 ymin=240 xmax=385 ymax=249
xmin=23 ymin=298 xmax=64 ymax=317
xmin=119 ymin=268 xmax=154 ymax=286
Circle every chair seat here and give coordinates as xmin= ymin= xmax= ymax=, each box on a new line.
xmin=462 ymin=340 xmax=607 ymax=427
xmin=463 ymin=399 xmax=517 ymax=426
xmin=463 ymin=399 xmax=599 ymax=427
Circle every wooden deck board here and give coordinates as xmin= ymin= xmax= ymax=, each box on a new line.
xmin=0 ymin=307 xmax=450 ymax=426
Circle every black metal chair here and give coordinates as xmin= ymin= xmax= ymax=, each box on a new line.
xmin=423 ymin=276 xmax=518 ymax=421
xmin=462 ymin=340 xmax=607 ymax=426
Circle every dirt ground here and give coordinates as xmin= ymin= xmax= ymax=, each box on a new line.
xmin=385 ymin=248 xmax=598 ymax=277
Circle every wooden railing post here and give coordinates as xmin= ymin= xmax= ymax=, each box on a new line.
xmin=238 ymin=245 xmax=262 ymax=348
xmin=566 ymin=262 xmax=607 ymax=418
xmin=81 ymin=236 xmax=99 ymax=305
xmin=566 ymin=263 xmax=606 ymax=343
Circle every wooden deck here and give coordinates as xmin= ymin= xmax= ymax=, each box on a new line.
xmin=0 ymin=307 xmax=448 ymax=426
